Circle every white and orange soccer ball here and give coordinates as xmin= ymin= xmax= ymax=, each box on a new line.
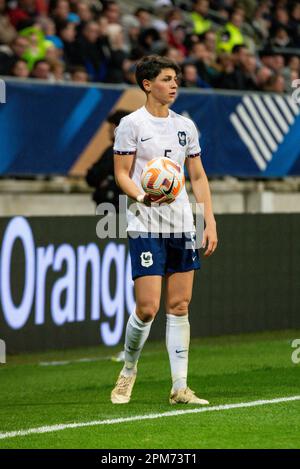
xmin=141 ymin=157 xmax=185 ymax=202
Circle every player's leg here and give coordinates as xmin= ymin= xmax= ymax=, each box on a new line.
xmin=124 ymin=275 xmax=162 ymax=372
xmin=165 ymin=270 xmax=194 ymax=395
xmin=165 ymin=265 xmax=209 ymax=405
xmin=111 ymin=275 xmax=162 ymax=404
xmin=111 ymin=233 xmax=165 ymax=404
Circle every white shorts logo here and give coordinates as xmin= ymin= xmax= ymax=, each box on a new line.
xmin=140 ymin=251 xmax=153 ymax=268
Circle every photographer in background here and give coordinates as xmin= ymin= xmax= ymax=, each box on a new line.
xmin=85 ymin=109 xmax=130 ymax=212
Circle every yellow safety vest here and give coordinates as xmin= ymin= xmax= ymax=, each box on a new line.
xmin=216 ymin=22 xmax=245 ymax=52
xmin=190 ymin=12 xmax=212 ymax=35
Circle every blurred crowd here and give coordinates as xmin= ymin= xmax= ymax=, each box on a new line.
xmin=0 ymin=0 xmax=299 ymax=92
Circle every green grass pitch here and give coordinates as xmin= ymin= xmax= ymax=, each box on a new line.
xmin=0 ymin=330 xmax=299 ymax=449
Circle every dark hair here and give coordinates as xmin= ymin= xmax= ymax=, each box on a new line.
xmin=102 ymin=1 xmax=117 ymax=12
xmin=32 ymin=60 xmax=50 ymax=69
xmin=69 ymin=65 xmax=88 ymax=75
xmin=135 ymin=7 xmax=151 ymax=16
xmin=232 ymin=44 xmax=247 ymax=54
xmin=135 ymin=55 xmax=181 ymax=92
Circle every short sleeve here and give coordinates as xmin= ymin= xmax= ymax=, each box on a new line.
xmin=113 ymin=118 xmax=137 ymax=155
xmin=187 ymin=121 xmax=201 ymax=158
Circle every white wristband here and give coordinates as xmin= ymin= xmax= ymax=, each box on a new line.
xmin=136 ymin=194 xmax=145 ymax=203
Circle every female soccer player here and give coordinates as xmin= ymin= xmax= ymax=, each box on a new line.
xmin=111 ymin=55 xmax=218 ymax=404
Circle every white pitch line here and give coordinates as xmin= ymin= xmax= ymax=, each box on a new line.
xmin=0 ymin=396 xmax=299 ymax=441
xmin=39 ymin=357 xmax=111 ymax=366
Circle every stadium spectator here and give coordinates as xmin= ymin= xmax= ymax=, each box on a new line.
xmin=49 ymin=59 xmax=65 ymax=81
xmin=270 ymin=6 xmax=291 ymax=37
xmin=188 ymin=41 xmax=214 ymax=84
xmin=104 ymin=23 xmax=128 ymax=83
xmin=216 ymin=8 xmax=246 ymax=53
xmin=251 ymin=4 xmax=272 ymax=45
xmin=152 ymin=0 xmax=171 ymax=36
xmin=259 ymin=48 xmax=274 ymax=70
xmin=271 ymin=54 xmax=285 ymax=73
xmin=214 ymin=52 xmax=246 ymax=89
xmin=57 ymin=20 xmax=78 ymax=66
xmin=203 ymin=30 xmax=217 ymax=59
xmin=270 ymin=26 xmax=294 ymax=49
xmin=50 ymin=0 xmax=79 ymax=28
xmin=168 ymin=21 xmax=188 ymax=57
xmin=70 ymin=65 xmax=89 ymax=82
xmin=223 ymin=46 xmax=257 ymax=90
xmin=45 ymin=42 xmax=62 ymax=64
xmin=19 ymin=26 xmax=51 ymax=70
xmin=8 ymin=0 xmax=41 ymax=29
xmin=181 ymin=62 xmax=210 ymax=88
xmin=165 ymin=46 xmax=185 ymax=64
xmin=0 ymin=0 xmax=17 ymax=44
xmin=290 ymin=2 xmax=300 ymax=47
xmin=190 ymin=0 xmax=212 ymax=36
xmin=76 ymin=0 xmax=94 ymax=24
xmin=288 ymin=55 xmax=300 ymax=74
xmin=121 ymin=14 xmax=141 ymax=52
xmin=40 ymin=17 xmax=64 ymax=49
xmin=10 ymin=58 xmax=30 ymax=77
xmin=0 ymin=0 xmax=298 ymax=93
xmin=263 ymin=72 xmax=285 ymax=93
xmin=138 ymin=27 xmax=163 ymax=55
xmin=72 ymin=20 xmax=107 ymax=81
xmin=85 ymin=109 xmax=130 ymax=211
xmin=282 ymin=55 xmax=300 ymax=92
xmin=102 ymin=0 xmax=121 ymax=24
xmin=255 ymin=65 xmax=272 ymax=89
xmin=134 ymin=7 xmax=152 ymax=30
xmin=30 ymin=59 xmax=51 ymax=79
xmin=0 ymin=35 xmax=29 ymax=75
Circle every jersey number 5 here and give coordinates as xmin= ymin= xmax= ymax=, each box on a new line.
xmin=164 ymin=149 xmax=172 ymax=158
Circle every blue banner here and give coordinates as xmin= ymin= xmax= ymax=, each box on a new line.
xmin=0 ymin=81 xmax=299 ymax=177
xmin=173 ymin=91 xmax=300 ymax=177
xmin=0 ymin=81 xmax=122 ymax=175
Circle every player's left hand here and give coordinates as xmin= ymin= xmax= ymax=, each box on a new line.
xmin=154 ymin=194 xmax=175 ymax=205
xmin=202 ymin=223 xmax=218 ymax=257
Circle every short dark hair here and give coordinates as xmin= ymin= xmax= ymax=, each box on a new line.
xmin=232 ymin=44 xmax=247 ymax=54
xmin=135 ymin=55 xmax=181 ymax=92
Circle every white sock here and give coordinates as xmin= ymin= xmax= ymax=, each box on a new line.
xmin=122 ymin=311 xmax=153 ymax=377
xmin=166 ymin=314 xmax=190 ymax=392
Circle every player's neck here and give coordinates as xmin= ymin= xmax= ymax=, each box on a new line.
xmin=145 ymin=101 xmax=169 ymax=118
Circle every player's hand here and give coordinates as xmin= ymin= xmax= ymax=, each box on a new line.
xmin=138 ymin=194 xmax=175 ymax=206
xmin=153 ymin=194 xmax=175 ymax=205
xmin=202 ymin=223 xmax=218 ymax=257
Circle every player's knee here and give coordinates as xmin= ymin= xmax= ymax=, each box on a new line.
xmin=168 ymin=298 xmax=190 ymax=316
xmin=136 ymin=302 xmax=159 ymax=322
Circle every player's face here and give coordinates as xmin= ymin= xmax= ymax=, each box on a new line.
xmin=145 ymin=68 xmax=178 ymax=105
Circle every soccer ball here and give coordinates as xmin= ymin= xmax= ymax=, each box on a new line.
xmin=141 ymin=157 xmax=185 ymax=201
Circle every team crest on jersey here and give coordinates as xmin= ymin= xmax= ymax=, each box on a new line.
xmin=140 ymin=251 xmax=153 ymax=267
xmin=178 ymin=131 xmax=187 ymax=147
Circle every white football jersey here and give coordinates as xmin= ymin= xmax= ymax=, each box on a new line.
xmin=113 ymin=106 xmax=201 ymax=233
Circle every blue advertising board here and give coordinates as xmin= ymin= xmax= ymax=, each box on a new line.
xmin=0 ymin=80 xmax=299 ymax=177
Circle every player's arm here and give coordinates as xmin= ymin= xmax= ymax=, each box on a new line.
xmin=114 ymin=153 xmax=145 ymax=202
xmin=186 ymin=156 xmax=218 ymax=256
